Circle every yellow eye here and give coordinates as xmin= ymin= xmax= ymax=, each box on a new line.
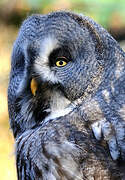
xmin=55 ymin=57 xmax=68 ymax=67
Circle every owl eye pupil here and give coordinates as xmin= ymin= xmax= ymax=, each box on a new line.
xmin=59 ymin=61 xmax=63 ymax=65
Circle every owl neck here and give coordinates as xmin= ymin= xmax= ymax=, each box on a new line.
xmin=72 ymin=64 xmax=104 ymax=107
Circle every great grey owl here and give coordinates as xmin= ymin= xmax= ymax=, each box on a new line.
xmin=8 ymin=11 xmax=125 ymax=179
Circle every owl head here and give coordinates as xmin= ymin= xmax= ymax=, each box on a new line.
xmin=9 ymin=11 xmax=122 ymax=136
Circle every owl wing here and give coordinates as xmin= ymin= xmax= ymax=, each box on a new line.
xmin=16 ymin=111 xmax=125 ymax=180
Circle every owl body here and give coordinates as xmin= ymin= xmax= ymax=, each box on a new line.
xmin=8 ymin=11 xmax=125 ymax=179
xmin=16 ymin=107 xmax=125 ymax=180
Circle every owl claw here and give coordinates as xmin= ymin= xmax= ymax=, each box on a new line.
xmin=108 ymin=136 xmax=120 ymax=160
xmin=92 ymin=120 xmax=125 ymax=161
xmin=91 ymin=121 xmax=102 ymax=140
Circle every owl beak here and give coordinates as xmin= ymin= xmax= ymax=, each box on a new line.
xmin=30 ymin=78 xmax=38 ymax=96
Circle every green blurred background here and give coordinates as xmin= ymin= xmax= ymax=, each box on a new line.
xmin=0 ymin=0 xmax=125 ymax=179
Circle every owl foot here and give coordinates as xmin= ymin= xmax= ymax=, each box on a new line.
xmin=92 ymin=120 xmax=125 ymax=161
